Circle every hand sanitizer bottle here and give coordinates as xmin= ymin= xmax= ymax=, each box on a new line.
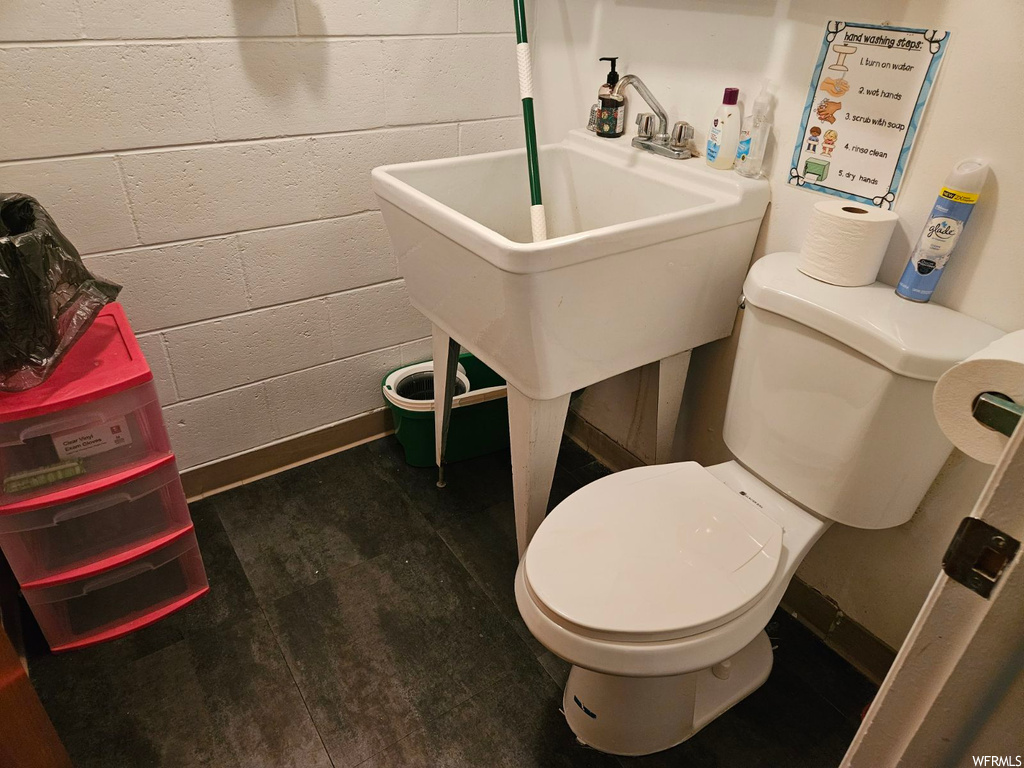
xmin=736 ymin=84 xmax=772 ymax=178
xmin=706 ymin=88 xmax=740 ymax=170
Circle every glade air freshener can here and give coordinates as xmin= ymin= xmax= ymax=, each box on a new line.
xmin=896 ymin=159 xmax=989 ymax=303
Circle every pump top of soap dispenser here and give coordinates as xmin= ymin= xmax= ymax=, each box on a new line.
xmin=599 ymin=57 xmax=620 ymax=87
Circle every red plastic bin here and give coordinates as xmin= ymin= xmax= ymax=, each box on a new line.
xmin=22 ymin=526 xmax=208 ymax=652
xmin=0 ymin=455 xmax=192 ymax=588
xmin=0 ymin=304 xmax=171 ymax=506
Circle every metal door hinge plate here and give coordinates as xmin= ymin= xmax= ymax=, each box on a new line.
xmin=942 ymin=517 xmax=1020 ymax=599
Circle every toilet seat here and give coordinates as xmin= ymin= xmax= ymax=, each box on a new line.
xmin=523 ymin=463 xmax=783 ymax=644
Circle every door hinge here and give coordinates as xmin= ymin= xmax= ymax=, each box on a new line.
xmin=942 ymin=517 xmax=1020 ymax=599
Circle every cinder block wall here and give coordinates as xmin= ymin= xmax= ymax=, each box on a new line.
xmin=0 ymin=0 xmax=524 ymax=469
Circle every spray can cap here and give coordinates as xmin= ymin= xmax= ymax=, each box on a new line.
xmin=946 ymin=159 xmax=990 ymax=194
xmin=599 ymin=57 xmax=620 ymax=87
xmin=723 ymin=87 xmax=739 ymax=105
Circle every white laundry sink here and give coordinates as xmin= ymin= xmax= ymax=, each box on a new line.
xmin=372 ymin=129 xmax=770 ymax=401
xmin=373 ymin=129 xmax=770 ymax=556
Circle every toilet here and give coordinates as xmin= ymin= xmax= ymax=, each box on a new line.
xmin=515 ymin=252 xmax=1003 ymax=757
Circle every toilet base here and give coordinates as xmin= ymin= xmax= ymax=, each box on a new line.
xmin=562 ymin=630 xmax=774 ymax=756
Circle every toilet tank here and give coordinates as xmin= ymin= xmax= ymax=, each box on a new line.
xmin=723 ymin=253 xmax=1003 ymax=529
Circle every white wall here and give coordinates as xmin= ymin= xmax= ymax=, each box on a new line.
xmin=530 ymin=0 xmax=1024 ymax=648
xmin=0 ymin=0 xmax=525 ymax=470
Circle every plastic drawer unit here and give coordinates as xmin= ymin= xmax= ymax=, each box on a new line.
xmin=0 ymin=455 xmax=191 ymax=587
xmin=22 ymin=527 xmax=208 ymax=652
xmin=0 ymin=304 xmax=171 ymax=506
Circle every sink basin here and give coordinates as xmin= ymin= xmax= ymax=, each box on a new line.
xmin=373 ymin=130 xmax=770 ymax=401
xmin=373 ymin=129 xmax=770 ymax=556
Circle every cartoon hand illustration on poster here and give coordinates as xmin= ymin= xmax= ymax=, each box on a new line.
xmin=820 ymin=43 xmax=856 ymax=96
xmin=821 ymin=130 xmax=838 ymax=157
xmin=816 ymin=99 xmax=842 ymax=124
xmin=820 ymin=77 xmax=850 ymax=97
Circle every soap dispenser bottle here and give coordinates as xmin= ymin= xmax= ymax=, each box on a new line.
xmin=595 ymin=57 xmax=625 ymax=138
xmin=736 ymin=84 xmax=772 ymax=178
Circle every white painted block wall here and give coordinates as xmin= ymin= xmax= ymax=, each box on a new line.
xmin=0 ymin=0 xmax=525 ymax=470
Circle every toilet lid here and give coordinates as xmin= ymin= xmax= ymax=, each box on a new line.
xmin=524 ymin=463 xmax=783 ymax=643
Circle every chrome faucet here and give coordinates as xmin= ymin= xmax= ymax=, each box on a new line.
xmin=610 ymin=73 xmax=694 ymax=160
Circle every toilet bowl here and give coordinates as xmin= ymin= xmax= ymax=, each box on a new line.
xmin=515 ymin=460 xmax=829 ymax=755
xmin=515 ymin=252 xmax=1004 ymax=756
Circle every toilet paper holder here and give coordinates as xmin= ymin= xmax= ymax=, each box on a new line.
xmin=972 ymin=392 xmax=1023 ymax=437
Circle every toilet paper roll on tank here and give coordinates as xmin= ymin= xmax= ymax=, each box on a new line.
xmin=932 ymin=330 xmax=1024 ymax=465
xmin=798 ymin=200 xmax=899 ymax=287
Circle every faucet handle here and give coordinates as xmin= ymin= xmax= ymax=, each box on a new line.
xmin=670 ymin=121 xmax=695 ymax=151
xmin=635 ymin=113 xmax=657 ymax=140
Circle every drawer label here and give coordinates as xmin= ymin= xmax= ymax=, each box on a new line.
xmin=52 ymin=417 xmax=133 ymax=459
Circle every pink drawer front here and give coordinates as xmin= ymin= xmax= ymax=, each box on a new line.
xmin=23 ymin=527 xmax=208 ymax=653
xmin=0 ymin=381 xmax=171 ymax=507
xmin=0 ymin=455 xmax=191 ymax=588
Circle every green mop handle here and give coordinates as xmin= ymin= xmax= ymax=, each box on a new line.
xmin=513 ymin=0 xmax=547 ymax=242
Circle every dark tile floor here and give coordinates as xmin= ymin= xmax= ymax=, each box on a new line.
xmin=26 ymin=436 xmax=876 ymax=767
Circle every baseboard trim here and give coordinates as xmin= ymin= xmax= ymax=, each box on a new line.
xmin=181 ymin=408 xmax=394 ymax=502
xmin=780 ymin=577 xmax=896 ymax=685
xmin=564 ymin=409 xmax=645 ymax=473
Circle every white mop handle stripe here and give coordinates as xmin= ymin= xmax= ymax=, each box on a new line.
xmin=531 ymin=204 xmax=547 ymax=242
xmin=517 ymin=43 xmax=534 ymax=101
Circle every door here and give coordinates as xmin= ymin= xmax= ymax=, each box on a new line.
xmin=842 ymin=423 xmax=1024 ymax=766
xmin=0 ymin=622 xmax=72 ymax=768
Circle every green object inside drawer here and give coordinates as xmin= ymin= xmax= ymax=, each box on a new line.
xmin=381 ymin=354 xmax=510 ymax=468
xmin=3 ymin=459 xmax=85 ymax=495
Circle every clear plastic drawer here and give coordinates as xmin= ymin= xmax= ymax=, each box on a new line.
xmin=0 ymin=455 xmax=191 ymax=588
xmin=23 ymin=528 xmax=208 ymax=652
xmin=0 ymin=381 xmax=171 ymax=506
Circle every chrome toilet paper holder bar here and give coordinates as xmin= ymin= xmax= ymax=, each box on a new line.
xmin=972 ymin=392 xmax=1023 ymax=437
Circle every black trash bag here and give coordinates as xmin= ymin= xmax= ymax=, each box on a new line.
xmin=0 ymin=194 xmax=121 ymax=392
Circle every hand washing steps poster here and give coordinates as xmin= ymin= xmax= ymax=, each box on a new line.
xmin=790 ymin=21 xmax=949 ymax=208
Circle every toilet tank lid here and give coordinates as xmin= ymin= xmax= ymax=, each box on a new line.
xmin=743 ymin=253 xmax=1004 ymax=381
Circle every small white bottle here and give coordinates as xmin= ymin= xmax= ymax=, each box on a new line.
xmin=706 ymin=88 xmax=741 ymax=170
xmin=736 ymin=84 xmax=772 ymax=178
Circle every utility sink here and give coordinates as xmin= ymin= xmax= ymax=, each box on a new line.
xmin=373 ymin=130 xmax=770 ymax=401
xmin=373 ymin=129 xmax=770 ymax=555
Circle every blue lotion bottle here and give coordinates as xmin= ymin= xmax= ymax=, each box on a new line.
xmin=896 ymin=159 xmax=989 ymax=303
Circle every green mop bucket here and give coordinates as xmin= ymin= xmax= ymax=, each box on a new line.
xmin=381 ymin=353 xmax=510 ymax=467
